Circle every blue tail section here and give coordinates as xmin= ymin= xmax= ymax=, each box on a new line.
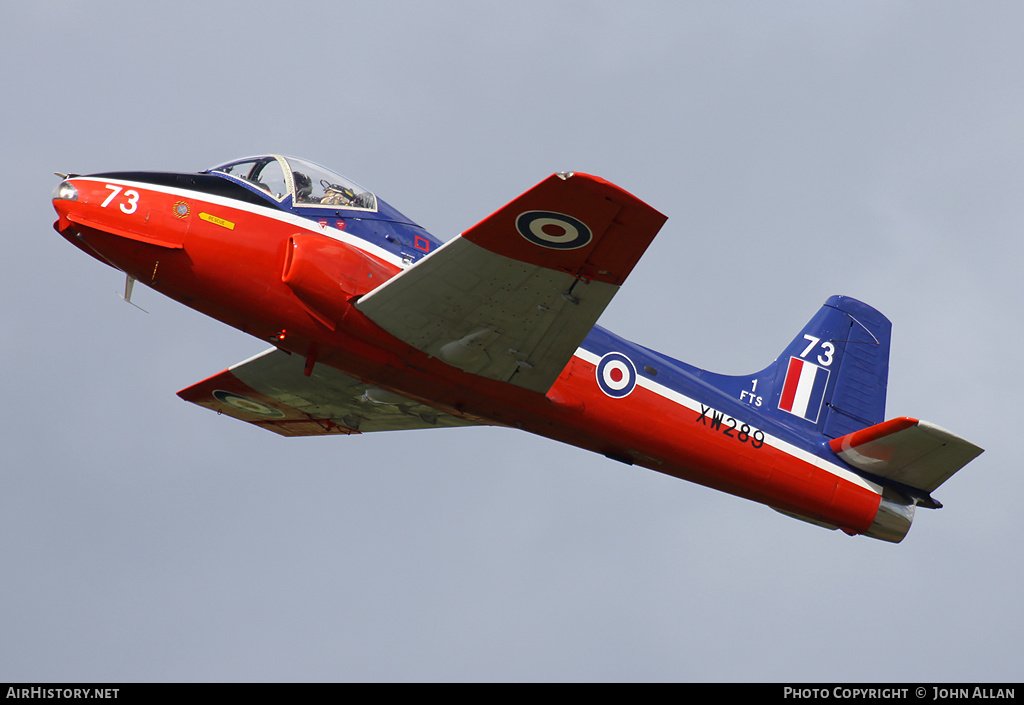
xmin=703 ymin=296 xmax=892 ymax=439
xmin=766 ymin=295 xmax=892 ymax=438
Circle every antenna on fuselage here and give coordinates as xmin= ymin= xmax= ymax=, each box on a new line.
xmin=118 ymin=274 xmax=149 ymax=314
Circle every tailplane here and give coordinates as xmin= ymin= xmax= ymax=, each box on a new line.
xmin=829 ymin=417 xmax=983 ymax=508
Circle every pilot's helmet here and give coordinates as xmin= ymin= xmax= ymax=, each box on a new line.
xmin=293 ymin=171 xmax=312 ymax=201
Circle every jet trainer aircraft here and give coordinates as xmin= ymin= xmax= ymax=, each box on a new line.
xmin=52 ymin=154 xmax=982 ymax=542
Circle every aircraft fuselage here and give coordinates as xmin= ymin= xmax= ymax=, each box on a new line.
xmin=53 ymin=157 xmax=980 ymax=542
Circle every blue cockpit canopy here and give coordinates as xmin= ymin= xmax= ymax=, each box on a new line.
xmin=207 ymin=155 xmax=378 ymax=212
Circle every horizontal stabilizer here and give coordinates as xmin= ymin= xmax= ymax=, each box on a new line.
xmin=178 ymin=348 xmax=479 ymax=437
xmin=829 ymin=417 xmax=983 ymax=501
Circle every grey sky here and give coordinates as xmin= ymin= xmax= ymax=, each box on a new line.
xmin=1 ymin=1 xmax=1017 ymax=681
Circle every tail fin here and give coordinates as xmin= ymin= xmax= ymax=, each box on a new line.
xmin=704 ymin=295 xmax=981 ymax=521
xmin=756 ymin=295 xmax=892 ymax=438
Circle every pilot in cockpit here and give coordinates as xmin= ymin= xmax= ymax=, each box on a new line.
xmin=293 ymin=171 xmax=315 ymax=203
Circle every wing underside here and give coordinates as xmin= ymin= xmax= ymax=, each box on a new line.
xmin=178 ymin=348 xmax=479 ymax=437
xmin=356 ymin=236 xmax=618 ymax=393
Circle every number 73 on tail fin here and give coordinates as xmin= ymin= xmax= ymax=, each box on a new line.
xmin=51 ymin=155 xmax=983 ymax=543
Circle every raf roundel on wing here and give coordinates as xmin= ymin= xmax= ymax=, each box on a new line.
xmin=515 ymin=210 xmax=592 ymax=250
xmin=212 ymin=390 xmax=285 ymax=418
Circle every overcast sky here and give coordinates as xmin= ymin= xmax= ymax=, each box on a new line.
xmin=2 ymin=1 xmax=1019 ymax=682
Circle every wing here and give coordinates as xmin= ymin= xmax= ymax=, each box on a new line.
xmin=355 ymin=172 xmax=666 ymax=393
xmin=829 ymin=417 xmax=983 ymax=506
xmin=177 ymin=348 xmax=480 ymax=437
